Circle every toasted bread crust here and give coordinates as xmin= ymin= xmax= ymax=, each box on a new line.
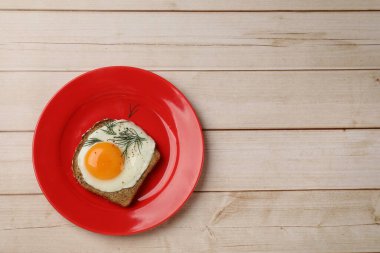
xmin=72 ymin=119 xmax=160 ymax=207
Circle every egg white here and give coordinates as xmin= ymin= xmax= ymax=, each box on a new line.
xmin=77 ymin=119 xmax=156 ymax=192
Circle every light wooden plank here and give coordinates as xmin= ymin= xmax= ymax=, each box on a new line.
xmin=3 ymin=12 xmax=380 ymax=45
xmin=1 ymin=71 xmax=380 ymax=131
xmin=3 ymin=42 xmax=380 ymax=71
xmin=1 ymin=12 xmax=380 ymax=70
xmin=0 ymin=0 xmax=380 ymax=11
xmin=1 ymin=191 xmax=380 ymax=252
xmin=2 ymin=130 xmax=380 ymax=194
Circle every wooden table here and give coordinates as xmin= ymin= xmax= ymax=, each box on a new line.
xmin=1 ymin=1 xmax=380 ymax=252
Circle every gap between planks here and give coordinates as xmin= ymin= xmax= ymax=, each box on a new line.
xmin=1 ymin=69 xmax=380 ymax=73
xmin=1 ymin=10 xmax=380 ymax=12
xmin=3 ymin=188 xmax=380 ymax=197
xmin=2 ymin=127 xmax=380 ymax=133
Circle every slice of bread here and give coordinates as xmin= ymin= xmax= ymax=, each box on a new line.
xmin=72 ymin=119 xmax=160 ymax=207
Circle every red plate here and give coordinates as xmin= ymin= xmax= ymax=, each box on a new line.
xmin=33 ymin=66 xmax=204 ymax=235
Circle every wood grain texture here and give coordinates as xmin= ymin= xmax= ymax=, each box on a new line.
xmin=3 ymin=12 xmax=380 ymax=45
xmin=2 ymin=130 xmax=380 ymax=194
xmin=1 ymin=71 xmax=380 ymax=131
xmin=1 ymin=12 xmax=380 ymax=70
xmin=0 ymin=0 xmax=380 ymax=11
xmin=1 ymin=1 xmax=380 ymax=251
xmin=3 ymin=43 xmax=380 ymax=71
xmin=1 ymin=191 xmax=380 ymax=252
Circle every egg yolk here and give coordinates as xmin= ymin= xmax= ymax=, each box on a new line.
xmin=84 ymin=142 xmax=124 ymax=180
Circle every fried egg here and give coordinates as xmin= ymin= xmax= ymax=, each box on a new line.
xmin=77 ymin=119 xmax=156 ymax=192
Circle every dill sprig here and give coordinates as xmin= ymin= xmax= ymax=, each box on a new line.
xmin=101 ymin=121 xmax=117 ymax=135
xmin=128 ymin=104 xmax=139 ymax=118
xmin=113 ymin=128 xmax=146 ymax=157
xmin=84 ymin=137 xmax=102 ymax=147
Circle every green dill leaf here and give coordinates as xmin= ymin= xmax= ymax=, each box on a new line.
xmin=112 ymin=127 xmax=146 ymax=157
xmin=101 ymin=121 xmax=117 ymax=135
xmin=84 ymin=137 xmax=102 ymax=147
xmin=128 ymin=104 xmax=139 ymax=118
